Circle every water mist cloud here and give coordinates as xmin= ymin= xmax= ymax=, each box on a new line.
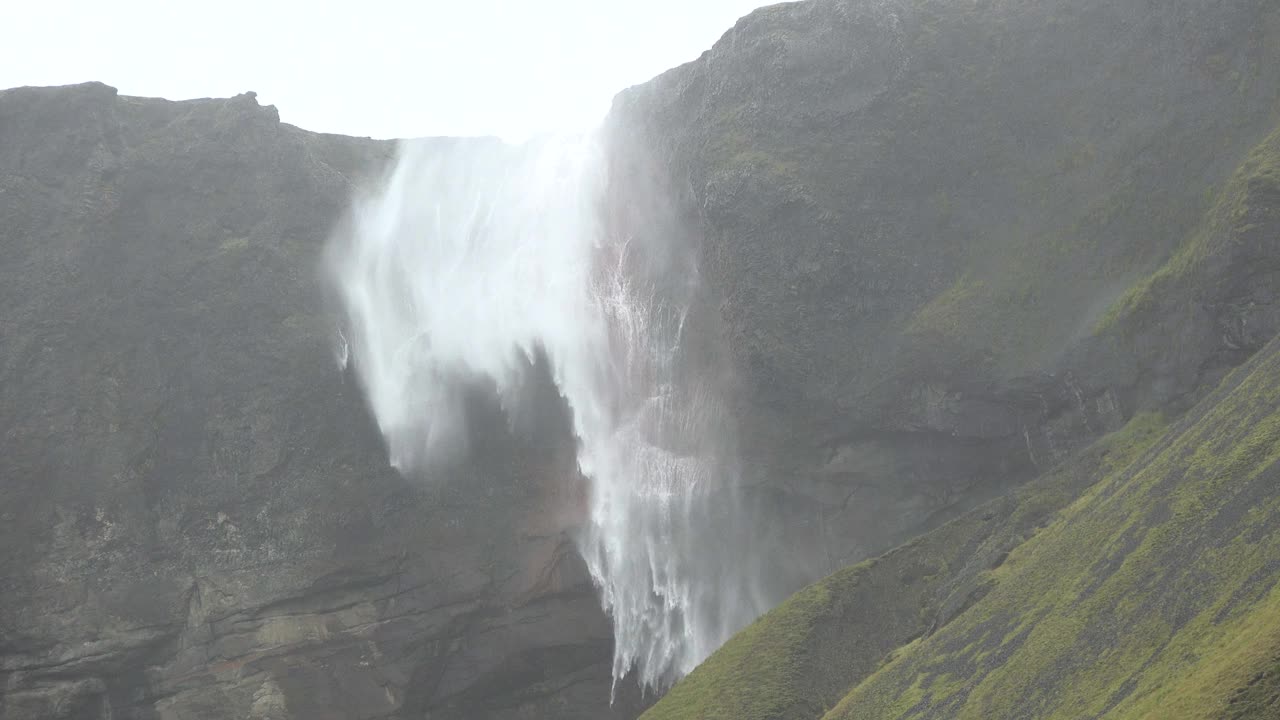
xmin=328 ymin=130 xmax=770 ymax=690
xmin=330 ymin=136 xmax=606 ymax=467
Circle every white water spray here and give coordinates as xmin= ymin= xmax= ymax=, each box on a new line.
xmin=328 ymin=133 xmax=768 ymax=690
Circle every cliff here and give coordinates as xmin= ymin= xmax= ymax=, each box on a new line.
xmin=632 ymin=0 xmax=1280 ymax=716
xmin=0 ymin=83 xmax=645 ymax=719
xmin=4 ymin=0 xmax=1280 ymax=716
xmin=609 ymin=0 xmax=1280 ymax=577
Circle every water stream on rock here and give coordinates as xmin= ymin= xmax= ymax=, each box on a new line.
xmin=328 ymin=133 xmax=768 ymax=691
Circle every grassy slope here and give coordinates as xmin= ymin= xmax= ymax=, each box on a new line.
xmin=641 ymin=413 xmax=1168 ymax=720
xmin=647 ymin=332 xmax=1280 ymax=720
xmin=825 ymin=332 xmax=1280 ymax=720
xmin=896 ymin=0 xmax=1280 ymax=380
xmin=644 ymin=125 xmax=1280 ymax=720
xmin=1096 ymin=123 xmax=1280 ymax=335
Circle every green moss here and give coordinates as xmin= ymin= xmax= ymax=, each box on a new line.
xmin=704 ymin=107 xmax=805 ymax=183
xmin=651 ymin=335 xmax=1280 ymax=720
xmin=640 ymin=564 xmax=856 ymax=720
xmin=652 ymin=114 xmax=1280 ymax=720
xmin=823 ymin=336 xmax=1280 ymax=719
xmin=1095 ymin=412 xmax=1167 ymax=474
xmin=644 ymin=412 xmax=1168 ymax=720
xmin=904 ymin=274 xmax=987 ymax=339
xmin=216 ymin=236 xmax=251 ymax=254
xmin=901 ymin=267 xmax=1048 ymax=377
xmin=640 ymin=503 xmax=1020 ymax=720
xmin=1096 ymin=124 xmax=1280 ymax=334
xmin=898 ymin=90 xmax=1280 ymax=383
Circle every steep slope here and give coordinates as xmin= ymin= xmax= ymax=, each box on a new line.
xmin=610 ymin=0 xmax=1280 ymax=569
xmin=0 ymin=83 xmax=644 ymax=720
xmin=650 ymin=329 xmax=1280 ymax=720
xmin=642 ymin=412 xmax=1168 ymax=720
xmin=827 ymin=308 xmax=1280 ymax=720
xmin=642 ymin=120 xmax=1280 ymax=719
xmin=4 ymin=0 xmax=1280 ymax=717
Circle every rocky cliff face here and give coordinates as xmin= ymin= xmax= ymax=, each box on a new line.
xmin=4 ymin=0 xmax=1280 ymax=717
xmin=608 ymin=0 xmax=1280 ymax=568
xmin=0 ymin=83 xmax=646 ymax=720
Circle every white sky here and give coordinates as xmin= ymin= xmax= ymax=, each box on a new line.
xmin=3 ymin=0 xmax=766 ymax=141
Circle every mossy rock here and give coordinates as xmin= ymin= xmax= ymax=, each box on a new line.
xmin=650 ymin=332 xmax=1280 ymax=720
xmin=823 ymin=332 xmax=1280 ymax=719
xmin=642 ymin=412 xmax=1169 ymax=720
xmin=1097 ymin=123 xmax=1280 ymax=336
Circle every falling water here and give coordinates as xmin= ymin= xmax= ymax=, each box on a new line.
xmin=328 ymin=132 xmax=768 ymax=690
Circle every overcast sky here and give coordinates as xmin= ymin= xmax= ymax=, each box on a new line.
xmin=4 ymin=0 xmax=765 ymax=141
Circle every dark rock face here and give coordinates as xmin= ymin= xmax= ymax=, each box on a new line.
xmin=608 ymin=0 xmax=1280 ymax=568
xmin=0 ymin=83 xmax=645 ymax=720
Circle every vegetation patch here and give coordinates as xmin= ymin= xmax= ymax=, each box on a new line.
xmin=1096 ymin=124 xmax=1280 ymax=334
xmin=642 ymin=411 xmax=1169 ymax=720
xmin=639 ymin=564 xmax=859 ymax=720
xmin=824 ymin=335 xmax=1280 ymax=719
xmin=649 ymin=333 xmax=1280 ymax=720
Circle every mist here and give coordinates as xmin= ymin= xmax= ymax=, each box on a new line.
xmin=328 ymin=129 xmax=773 ymax=689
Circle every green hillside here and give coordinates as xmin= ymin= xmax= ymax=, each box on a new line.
xmin=643 ymin=120 xmax=1280 ymax=720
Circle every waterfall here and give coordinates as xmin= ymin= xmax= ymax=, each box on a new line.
xmin=327 ymin=132 xmax=768 ymax=691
